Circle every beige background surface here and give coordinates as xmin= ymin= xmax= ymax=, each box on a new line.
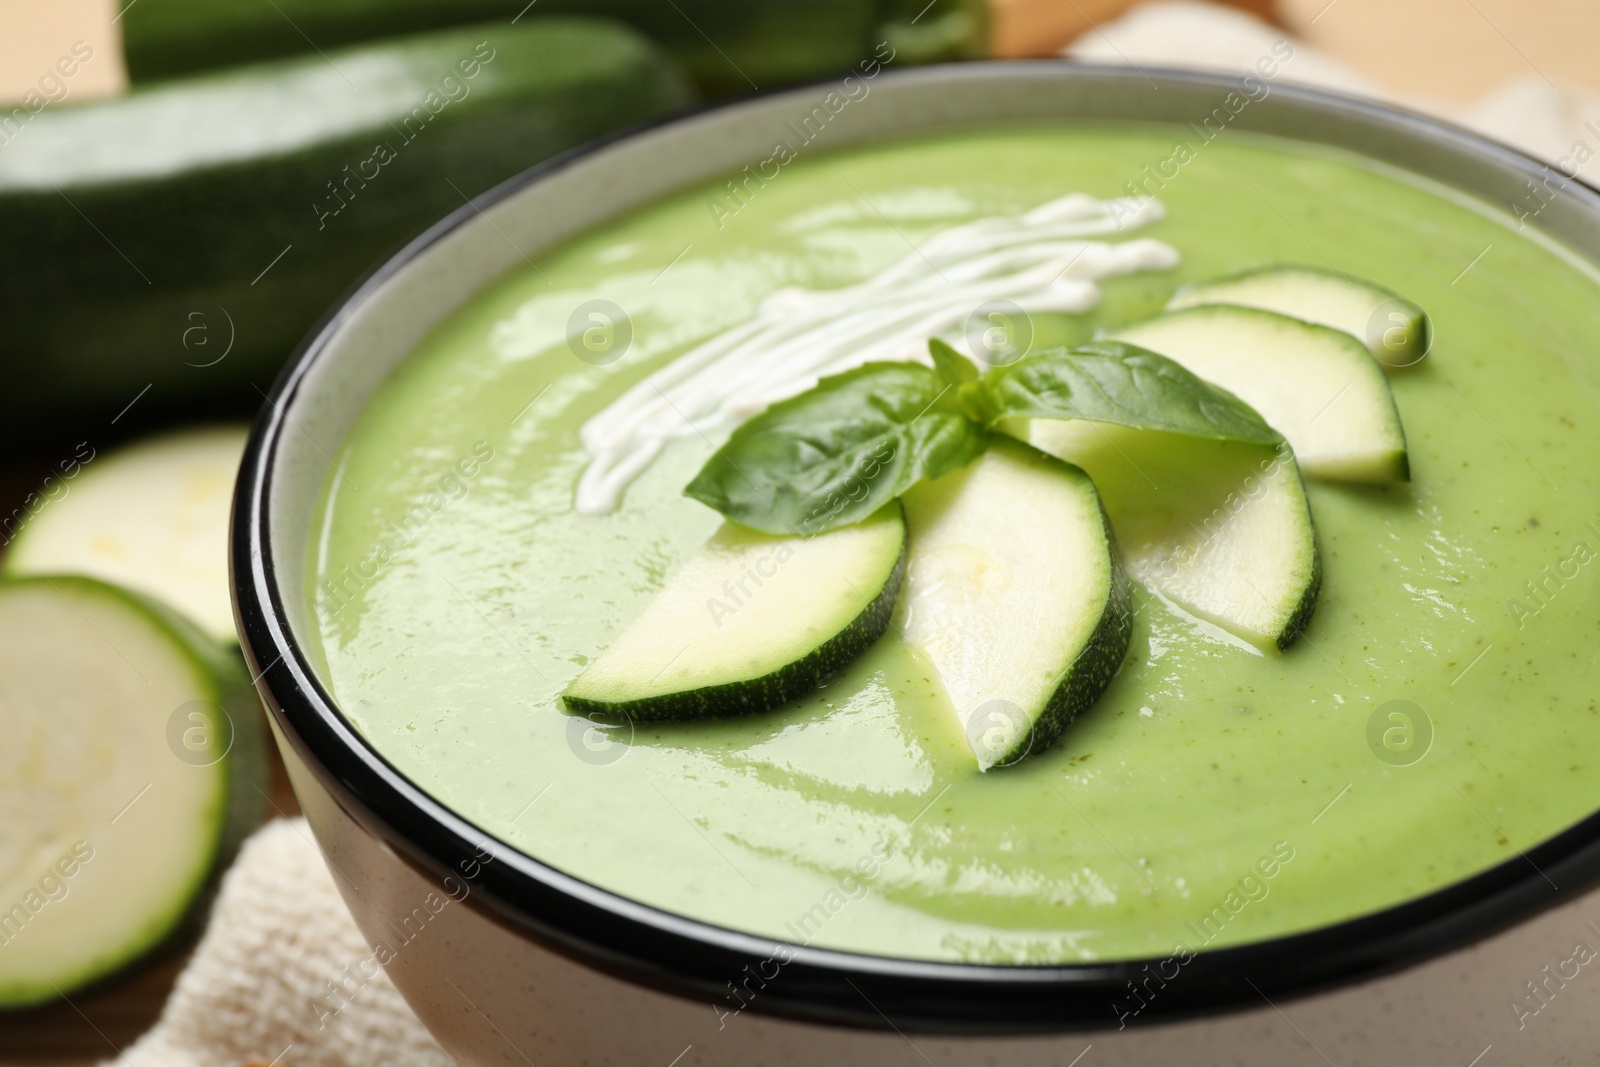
xmin=1282 ymin=0 xmax=1600 ymax=100
xmin=6 ymin=0 xmax=1596 ymax=104
xmin=0 ymin=0 xmax=123 ymax=106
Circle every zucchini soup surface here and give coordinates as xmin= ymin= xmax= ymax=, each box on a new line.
xmin=306 ymin=125 xmax=1600 ymax=963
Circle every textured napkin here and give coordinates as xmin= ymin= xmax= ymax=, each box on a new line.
xmin=103 ymin=7 xmax=1598 ymax=1066
xmin=108 ymin=819 xmax=450 ymax=1067
xmin=1067 ymin=0 xmax=1600 ymax=173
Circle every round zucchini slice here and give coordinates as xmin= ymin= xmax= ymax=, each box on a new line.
xmin=5 ymin=426 xmax=247 ymax=644
xmin=0 ymin=576 xmax=263 ymax=1007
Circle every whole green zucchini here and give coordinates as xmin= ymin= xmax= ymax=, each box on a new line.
xmin=0 ymin=20 xmax=691 ymax=443
xmin=121 ymin=0 xmax=986 ymax=95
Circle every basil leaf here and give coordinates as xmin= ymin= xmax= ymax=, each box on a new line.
xmin=928 ymin=338 xmax=979 ymax=387
xmin=982 ymin=341 xmax=1282 ymax=445
xmin=927 ymin=338 xmax=997 ymax=424
xmin=684 ymin=362 xmax=988 ymax=536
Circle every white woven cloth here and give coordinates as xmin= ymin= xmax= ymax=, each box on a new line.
xmin=1067 ymin=0 xmax=1600 ymax=173
xmin=109 ymin=819 xmax=451 ymax=1067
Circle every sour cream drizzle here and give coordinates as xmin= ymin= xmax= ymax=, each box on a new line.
xmin=576 ymin=194 xmax=1179 ymax=514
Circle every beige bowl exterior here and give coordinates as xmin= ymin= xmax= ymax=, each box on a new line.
xmin=278 ymin=713 xmax=1600 ymax=1065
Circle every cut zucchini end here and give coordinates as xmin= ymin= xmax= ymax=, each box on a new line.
xmin=1302 ymin=446 xmax=1411 ymax=485
xmin=0 ymin=575 xmax=264 ymax=1007
xmin=563 ymin=505 xmax=908 ymax=721
xmin=1363 ymin=297 xmax=1432 ymax=369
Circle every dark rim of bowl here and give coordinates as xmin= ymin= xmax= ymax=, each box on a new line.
xmin=234 ymin=60 xmax=1600 ymax=1036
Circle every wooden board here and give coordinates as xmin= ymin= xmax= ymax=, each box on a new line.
xmin=990 ymin=0 xmax=1280 ymax=57
xmin=0 ymin=0 xmax=123 ymax=108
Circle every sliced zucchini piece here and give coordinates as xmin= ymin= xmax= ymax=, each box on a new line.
xmin=1167 ymin=265 xmax=1431 ymax=367
xmin=1109 ymin=306 xmax=1409 ymax=483
xmin=5 ymin=427 xmax=248 ymax=644
xmin=0 ymin=576 xmax=263 ymax=1007
xmin=1028 ymin=420 xmax=1320 ymax=651
xmin=565 ymin=504 xmax=906 ymax=720
xmin=898 ymin=437 xmax=1130 ymax=769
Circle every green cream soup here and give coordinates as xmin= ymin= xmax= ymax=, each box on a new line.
xmin=307 ymin=125 xmax=1600 ymax=963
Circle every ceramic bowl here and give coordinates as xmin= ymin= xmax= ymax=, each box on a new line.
xmin=233 ymin=61 xmax=1600 ymax=1066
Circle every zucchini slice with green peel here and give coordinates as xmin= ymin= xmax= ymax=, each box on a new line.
xmin=1028 ymin=420 xmax=1320 ymax=651
xmin=5 ymin=427 xmax=248 ymax=644
xmin=564 ymin=504 xmax=906 ymax=721
xmin=1167 ymin=265 xmax=1431 ymax=367
xmin=1109 ymin=305 xmax=1409 ymax=483
xmin=898 ymin=437 xmax=1130 ymax=770
xmin=0 ymin=576 xmax=263 ymax=1007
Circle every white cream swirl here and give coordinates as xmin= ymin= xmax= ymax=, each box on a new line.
xmin=577 ymin=194 xmax=1178 ymax=514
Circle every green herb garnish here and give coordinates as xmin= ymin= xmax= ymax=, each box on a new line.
xmin=685 ymin=340 xmax=1282 ymax=535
